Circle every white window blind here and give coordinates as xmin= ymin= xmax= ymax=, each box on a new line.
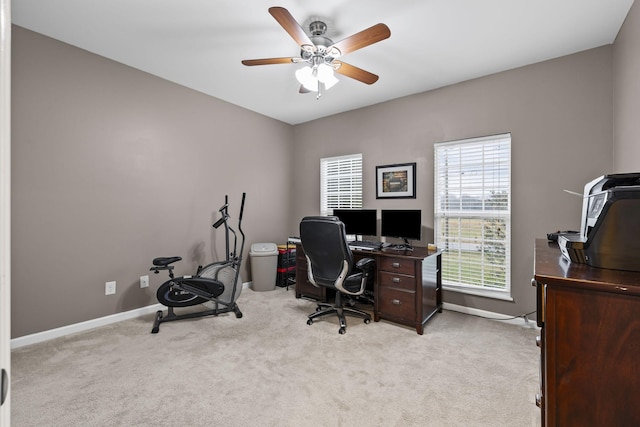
xmin=434 ymin=134 xmax=511 ymax=299
xmin=320 ymin=154 xmax=363 ymax=216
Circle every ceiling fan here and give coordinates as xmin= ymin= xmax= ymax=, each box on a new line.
xmin=241 ymin=7 xmax=391 ymax=97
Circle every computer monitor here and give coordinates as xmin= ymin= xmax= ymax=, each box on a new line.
xmin=332 ymin=209 xmax=377 ymax=237
xmin=380 ymin=210 xmax=421 ymax=243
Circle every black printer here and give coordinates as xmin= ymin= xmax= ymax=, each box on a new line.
xmin=558 ymin=172 xmax=640 ymax=271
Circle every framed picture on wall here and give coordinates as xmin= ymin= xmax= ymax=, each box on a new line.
xmin=376 ymin=162 xmax=416 ymax=199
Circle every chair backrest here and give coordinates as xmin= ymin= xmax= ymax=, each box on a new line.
xmin=299 ymin=216 xmax=354 ymax=289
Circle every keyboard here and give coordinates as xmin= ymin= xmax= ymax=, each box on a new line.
xmin=349 ymin=240 xmax=383 ymax=250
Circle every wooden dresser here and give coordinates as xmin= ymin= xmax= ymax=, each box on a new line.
xmin=533 ymin=239 xmax=640 ymax=426
xmin=295 ymin=244 xmax=442 ymax=334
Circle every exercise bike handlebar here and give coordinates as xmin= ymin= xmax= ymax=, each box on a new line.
xmin=227 ymin=192 xmax=246 ymax=300
xmin=212 ymin=214 xmax=228 ymax=229
xmin=238 ymin=193 xmax=246 ymax=251
xmin=237 ymin=193 xmax=246 ymax=251
xmin=238 ymin=193 xmax=246 ymax=223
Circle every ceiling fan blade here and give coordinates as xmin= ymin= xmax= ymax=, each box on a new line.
xmin=268 ymin=6 xmax=315 ymax=52
xmin=333 ymin=61 xmax=379 ymax=85
xmin=327 ymin=23 xmax=391 ymax=57
xmin=299 ymin=85 xmax=312 ymax=94
xmin=241 ymin=57 xmax=296 ymax=66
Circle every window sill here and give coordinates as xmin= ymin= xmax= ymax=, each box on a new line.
xmin=443 ymin=285 xmax=513 ymax=302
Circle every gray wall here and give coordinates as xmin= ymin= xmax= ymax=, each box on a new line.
xmin=292 ymin=46 xmax=614 ymax=318
xmin=11 ymin=27 xmax=294 ymax=337
xmin=614 ymin=0 xmax=640 ymax=172
xmin=15 ymin=7 xmax=640 ymax=336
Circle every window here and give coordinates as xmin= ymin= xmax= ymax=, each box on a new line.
xmin=434 ymin=134 xmax=511 ymax=299
xmin=320 ymin=154 xmax=363 ymax=216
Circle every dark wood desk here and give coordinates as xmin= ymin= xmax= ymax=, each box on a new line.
xmin=295 ymin=244 xmax=442 ymax=334
xmin=533 ymin=239 xmax=640 ymax=426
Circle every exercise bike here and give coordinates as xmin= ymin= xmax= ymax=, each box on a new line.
xmin=149 ymin=193 xmax=246 ymax=333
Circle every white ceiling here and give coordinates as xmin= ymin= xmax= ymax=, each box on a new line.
xmin=12 ymin=0 xmax=635 ymax=125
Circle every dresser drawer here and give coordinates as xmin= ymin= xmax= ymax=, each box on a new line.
xmin=379 ymin=271 xmax=415 ymax=292
xmin=379 ymin=257 xmax=416 ymax=276
xmin=378 ymin=287 xmax=416 ymax=321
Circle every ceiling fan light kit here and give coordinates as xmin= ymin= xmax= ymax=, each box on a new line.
xmin=241 ymin=6 xmax=390 ymax=99
xmin=295 ymin=63 xmax=338 ymax=92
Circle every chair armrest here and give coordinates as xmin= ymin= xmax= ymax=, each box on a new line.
xmin=339 ymin=257 xmax=376 ymax=295
xmin=355 ymin=257 xmax=375 ymax=277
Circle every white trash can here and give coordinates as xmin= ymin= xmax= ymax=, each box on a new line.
xmin=250 ymin=243 xmax=278 ymax=291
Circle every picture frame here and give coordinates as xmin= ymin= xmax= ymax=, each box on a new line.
xmin=376 ymin=162 xmax=416 ymax=199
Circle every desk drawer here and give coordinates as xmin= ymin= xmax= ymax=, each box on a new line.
xmin=296 ymin=266 xmax=325 ymax=300
xmin=297 ymin=253 xmax=307 ymax=267
xmin=379 ymin=271 xmax=415 ymax=292
xmin=378 ymin=287 xmax=416 ymax=321
xmin=379 ymin=257 xmax=416 ymax=276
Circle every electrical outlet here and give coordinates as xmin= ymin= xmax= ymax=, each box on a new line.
xmin=140 ymin=275 xmax=149 ymax=288
xmin=105 ymin=281 xmax=116 ymax=295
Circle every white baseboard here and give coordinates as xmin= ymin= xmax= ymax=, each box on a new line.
xmin=443 ymin=302 xmax=538 ymax=329
xmin=12 ymin=282 xmax=254 ymax=349
xmin=11 ymin=303 xmax=164 ymax=349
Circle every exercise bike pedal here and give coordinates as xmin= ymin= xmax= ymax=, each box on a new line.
xmin=179 ymin=278 xmax=225 ymax=300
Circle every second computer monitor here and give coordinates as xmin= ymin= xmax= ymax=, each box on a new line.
xmin=380 ymin=209 xmax=422 ymax=242
xmin=332 ymin=209 xmax=377 ymax=237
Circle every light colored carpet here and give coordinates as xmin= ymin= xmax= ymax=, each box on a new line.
xmin=11 ymin=287 xmax=541 ymax=426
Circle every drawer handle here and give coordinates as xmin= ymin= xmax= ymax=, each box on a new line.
xmin=392 ymin=262 xmax=401 ymax=268
xmin=392 ymin=277 xmax=401 ymax=283
xmin=392 ymin=299 xmax=402 ymax=305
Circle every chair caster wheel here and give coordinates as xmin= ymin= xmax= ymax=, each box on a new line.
xmin=338 ymin=327 xmax=346 ymax=335
xmin=364 ymin=318 xmax=371 ymax=324
xmin=307 ymin=319 xmax=313 ymax=326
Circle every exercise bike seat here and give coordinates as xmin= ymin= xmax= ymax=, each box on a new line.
xmin=152 ymin=256 xmax=182 ymax=267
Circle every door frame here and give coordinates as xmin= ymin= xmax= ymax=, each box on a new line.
xmin=0 ymin=0 xmax=12 ymax=424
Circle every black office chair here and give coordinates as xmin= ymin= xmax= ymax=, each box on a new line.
xmin=299 ymin=216 xmax=375 ymax=334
